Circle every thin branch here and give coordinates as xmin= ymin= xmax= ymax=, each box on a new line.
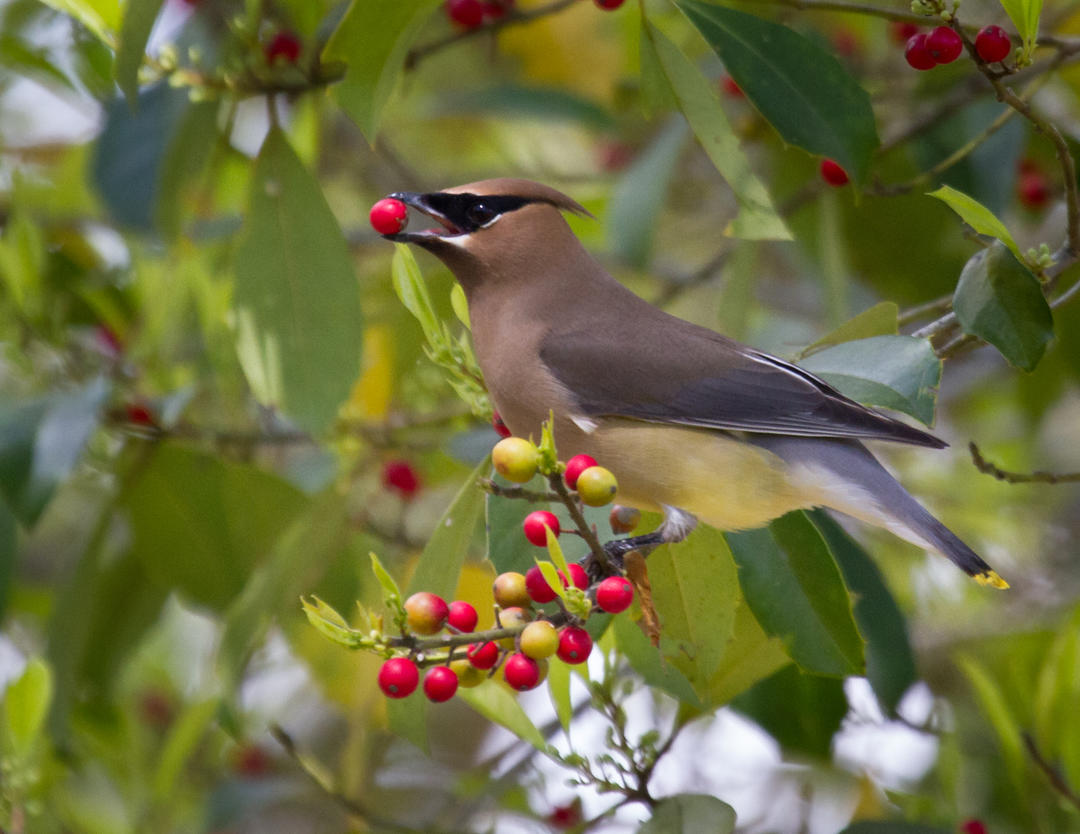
xmin=549 ymin=471 xmax=614 ymax=572
xmin=969 ymin=442 xmax=1080 ymax=485
xmin=899 ymin=293 xmax=953 ymax=326
xmin=478 ymin=479 xmax=561 ymax=503
xmin=1023 ymin=731 xmax=1080 ymax=813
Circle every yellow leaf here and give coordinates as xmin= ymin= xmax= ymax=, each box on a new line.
xmin=342 ymin=323 xmax=395 ymax=420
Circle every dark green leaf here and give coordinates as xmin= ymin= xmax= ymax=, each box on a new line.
xmin=156 ymin=100 xmax=218 ymax=238
xmin=406 ymin=455 xmax=488 ymax=599
xmin=234 ymin=128 xmax=364 ymax=434
xmin=732 ymin=665 xmax=847 ymax=759
xmin=640 ymin=20 xmax=789 ymax=241
xmin=726 ymin=512 xmax=864 ymax=678
xmin=121 ymin=442 xmax=308 ymax=611
xmin=434 ymin=84 xmax=615 ymax=130
xmin=0 ymin=377 xmax=109 ymax=528
xmin=799 ymin=335 xmax=942 ymax=425
xmin=114 ymin=0 xmax=163 ymax=106
xmin=675 ymin=0 xmax=879 ymax=184
xmin=92 ymin=84 xmax=190 ymax=230
xmin=322 ymin=0 xmax=440 ymax=140
xmin=640 ymin=794 xmax=736 ymax=834
xmin=648 ymin=525 xmax=739 ymax=701
xmin=608 ymin=118 xmax=687 ymax=267
xmin=810 ymin=510 xmax=916 ymax=714
xmin=953 ymin=240 xmax=1053 ymax=371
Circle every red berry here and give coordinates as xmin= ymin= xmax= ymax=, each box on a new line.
xmin=820 ymin=159 xmax=849 ymax=187
xmin=596 ymin=576 xmax=634 ymax=613
xmin=447 ymin=600 xmax=478 ymax=632
xmin=382 ymin=460 xmax=421 ymax=499
xmin=720 ymin=76 xmax=743 ymax=98
xmin=904 ymin=33 xmax=936 ymax=70
xmin=467 ymin=641 xmax=499 ymax=669
xmin=566 ymin=562 xmax=588 ymax=590
xmin=549 ymin=802 xmax=583 ymax=829
xmin=491 ymin=410 xmax=512 ymax=438
xmin=503 ymin=653 xmax=540 ymax=691
xmin=378 ymin=657 xmax=419 ymax=698
xmin=609 ymin=504 xmax=641 ymax=535
xmin=265 ymin=30 xmax=301 ymax=64
xmin=525 ymin=564 xmax=565 ymax=603
xmin=975 ymin=25 xmax=1011 ymax=63
xmin=1018 ymin=172 xmax=1050 ymax=208
xmin=594 ymin=0 xmax=625 ymax=8
xmin=404 ymin=592 xmax=449 ymax=635
xmin=137 ymin=689 xmax=175 ymax=729
xmin=960 ymin=821 xmax=988 ymax=834
xmin=423 ymin=666 xmax=459 ymax=702
xmin=445 ymin=0 xmax=484 ymax=27
xmin=598 ymin=141 xmax=633 ymax=172
xmin=889 ymin=21 xmax=920 ymax=45
xmin=557 ymin=626 xmax=593 ymax=664
xmin=831 ymin=29 xmax=858 ymax=58
xmin=926 ymin=26 xmax=963 ymax=64
xmin=563 ymin=454 xmax=598 ymax=489
xmin=522 ymin=510 xmax=560 ymax=547
xmin=125 ymin=403 xmax=155 ymax=426
xmin=481 ymin=0 xmax=513 ymax=19
xmin=233 ymin=744 xmax=272 ymax=777
xmin=369 ymin=198 xmax=409 ymax=235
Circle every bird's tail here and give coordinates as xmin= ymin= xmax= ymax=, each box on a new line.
xmin=755 ymin=436 xmax=1009 ymax=589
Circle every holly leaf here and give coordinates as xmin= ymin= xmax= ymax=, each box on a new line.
xmin=952 ymin=240 xmax=1053 ymax=371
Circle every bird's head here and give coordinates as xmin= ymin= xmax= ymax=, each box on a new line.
xmin=378 ymin=178 xmax=593 ymax=287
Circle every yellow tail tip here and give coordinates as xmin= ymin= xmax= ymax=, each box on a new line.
xmin=974 ymin=570 xmax=1010 ymax=590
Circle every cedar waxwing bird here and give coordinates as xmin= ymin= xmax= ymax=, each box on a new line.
xmin=380 ymin=178 xmax=1008 ymax=589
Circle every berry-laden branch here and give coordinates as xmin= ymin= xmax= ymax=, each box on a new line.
xmin=969 ymin=442 xmax=1080 ymax=485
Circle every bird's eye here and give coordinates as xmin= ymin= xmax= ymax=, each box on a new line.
xmin=465 ymin=203 xmax=498 ymax=227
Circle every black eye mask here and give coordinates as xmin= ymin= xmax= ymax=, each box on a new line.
xmin=419 ymin=193 xmax=533 ymax=233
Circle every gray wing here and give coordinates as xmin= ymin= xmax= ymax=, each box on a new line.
xmin=540 ymin=319 xmax=946 ymax=449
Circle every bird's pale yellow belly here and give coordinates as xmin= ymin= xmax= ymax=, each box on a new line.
xmin=566 ymin=420 xmax=815 ymax=531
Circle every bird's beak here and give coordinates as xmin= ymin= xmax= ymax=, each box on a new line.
xmin=381 ymin=191 xmax=465 ymax=243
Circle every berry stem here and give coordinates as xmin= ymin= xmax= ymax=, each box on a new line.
xmin=478 ymin=478 xmax=561 ymax=502
xmin=547 ymin=472 xmax=615 ymax=573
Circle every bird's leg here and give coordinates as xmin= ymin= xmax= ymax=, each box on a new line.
xmin=586 ymin=506 xmax=698 ymax=580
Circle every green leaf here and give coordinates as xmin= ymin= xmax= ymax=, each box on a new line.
xmin=705 ymin=598 xmax=790 ymax=706
xmin=38 ymin=0 xmax=119 ymax=46
xmin=434 ymin=84 xmax=616 ymax=130
xmin=640 ymin=20 xmax=790 ymax=241
xmin=640 ymin=794 xmax=736 ymax=834
xmin=0 ymin=208 xmax=45 ymax=313
xmin=999 ymin=0 xmax=1042 ymax=51
xmin=675 ymin=0 xmax=879 ymax=184
xmin=799 ymin=335 xmax=942 ymax=425
xmin=614 ymin=613 xmax=702 ymax=708
xmin=648 ymin=525 xmax=739 ymax=701
xmin=0 ymin=377 xmax=109 ymax=527
xmin=952 ymin=241 xmax=1053 ymax=372
xmin=114 ymin=0 xmax=163 ymax=105
xmin=151 ymin=699 xmax=218 ymax=799
xmin=388 ymin=695 xmax=430 ymax=753
xmin=121 ymin=442 xmax=308 ymax=611
xmin=608 ymin=118 xmax=688 ymax=267
xmin=726 ymin=512 xmax=864 ymax=678
xmin=809 ymin=511 xmax=916 ymax=715
xmin=732 ymin=665 xmax=847 ymax=760
xmin=928 ymin=185 xmax=1021 ymax=258
xmin=3 ymin=657 xmax=52 ymax=757
xmin=234 ymin=128 xmax=364 ymax=434
xmin=370 ymin=552 xmax=403 ymax=605
xmin=322 ymin=0 xmax=440 ymax=140
xmin=457 ymin=683 xmax=546 ymax=750
xmin=392 ymin=244 xmax=441 ymax=346
xmin=405 ymin=455 xmax=488 ymax=599
xmin=800 ymin=302 xmax=899 ymax=358
xmin=450 ymin=282 xmax=470 ymax=330
xmin=546 ymin=658 xmax=573 ymax=733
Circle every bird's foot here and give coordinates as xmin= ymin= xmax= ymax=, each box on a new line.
xmin=581 ymin=506 xmax=698 ymax=583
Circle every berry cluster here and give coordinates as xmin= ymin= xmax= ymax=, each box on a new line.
xmin=368 ymin=438 xmax=639 ymax=704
